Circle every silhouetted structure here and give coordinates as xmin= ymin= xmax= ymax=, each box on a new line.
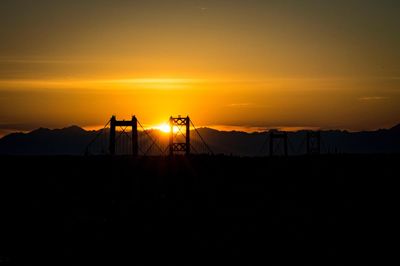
xmin=109 ymin=115 xmax=138 ymax=156
xmin=5 ymin=118 xmax=400 ymax=156
xmin=83 ymin=115 xmax=212 ymax=156
xmin=306 ymin=131 xmax=321 ymax=155
xmin=169 ymin=116 xmax=190 ymax=156
xmin=269 ymin=131 xmax=288 ymax=156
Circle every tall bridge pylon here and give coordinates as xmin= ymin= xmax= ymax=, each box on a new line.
xmin=306 ymin=131 xmax=321 ymax=155
xmin=259 ymin=129 xmax=326 ymax=156
xmin=169 ymin=116 xmax=190 ymax=156
xmin=109 ymin=115 xmax=138 ymax=156
xmin=269 ymin=131 xmax=288 ymax=156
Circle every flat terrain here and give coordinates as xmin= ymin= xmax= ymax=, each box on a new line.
xmin=0 ymin=155 xmax=397 ymax=265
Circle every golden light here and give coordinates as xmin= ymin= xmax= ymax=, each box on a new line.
xmin=152 ymin=123 xmax=181 ymax=133
xmin=158 ymin=123 xmax=171 ymax=133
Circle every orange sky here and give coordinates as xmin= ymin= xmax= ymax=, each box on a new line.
xmin=0 ymin=1 xmax=399 ymax=135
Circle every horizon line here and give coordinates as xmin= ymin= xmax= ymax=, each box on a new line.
xmin=1 ymin=123 xmax=398 ymax=139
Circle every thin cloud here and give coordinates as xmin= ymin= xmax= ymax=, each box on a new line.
xmin=358 ymin=96 xmax=389 ymax=101
xmin=0 ymin=77 xmax=204 ymax=91
xmin=0 ymin=56 xmax=97 ymax=64
xmin=0 ymin=123 xmax=36 ymax=131
xmin=227 ymin=103 xmax=254 ymax=108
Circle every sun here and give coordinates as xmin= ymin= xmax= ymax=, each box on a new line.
xmin=158 ymin=123 xmax=171 ymax=133
xmin=152 ymin=123 xmax=180 ymax=133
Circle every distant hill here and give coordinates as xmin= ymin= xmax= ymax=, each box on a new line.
xmin=0 ymin=124 xmax=399 ymax=155
xmin=0 ymin=126 xmax=97 ymax=155
xmin=195 ymin=126 xmax=400 ymax=155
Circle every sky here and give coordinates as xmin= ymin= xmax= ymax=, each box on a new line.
xmin=0 ymin=0 xmax=399 ymax=136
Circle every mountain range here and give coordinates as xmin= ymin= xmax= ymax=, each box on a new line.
xmin=0 ymin=124 xmax=399 ymax=156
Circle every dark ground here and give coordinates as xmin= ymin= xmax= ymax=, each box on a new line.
xmin=0 ymin=155 xmax=398 ymax=265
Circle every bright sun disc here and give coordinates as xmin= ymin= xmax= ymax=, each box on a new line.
xmin=158 ymin=124 xmax=171 ymax=133
xmin=153 ymin=123 xmax=180 ymax=133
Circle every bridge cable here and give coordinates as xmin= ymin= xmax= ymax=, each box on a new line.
xmin=137 ymin=119 xmax=165 ymax=155
xmin=190 ymin=119 xmax=214 ymax=155
xmin=84 ymin=119 xmax=111 ymax=155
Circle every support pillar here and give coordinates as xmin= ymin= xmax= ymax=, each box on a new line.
xmin=109 ymin=115 xmax=116 ymax=155
xmin=186 ymin=116 xmax=190 ymax=155
xmin=269 ymin=131 xmax=288 ymax=157
xmin=132 ymin=116 xmax=138 ymax=156
xmin=109 ymin=115 xmax=138 ymax=156
xmin=169 ymin=116 xmax=191 ymax=156
xmin=306 ymin=131 xmax=321 ymax=155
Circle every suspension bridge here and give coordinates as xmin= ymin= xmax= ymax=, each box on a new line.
xmin=84 ymin=115 xmax=213 ymax=156
xmin=85 ymin=115 xmax=328 ymax=156
xmin=258 ymin=130 xmax=329 ymax=156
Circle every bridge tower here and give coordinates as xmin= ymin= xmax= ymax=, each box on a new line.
xmin=169 ymin=116 xmax=190 ymax=156
xmin=109 ymin=115 xmax=138 ymax=156
xmin=269 ymin=131 xmax=288 ymax=156
xmin=306 ymin=131 xmax=321 ymax=155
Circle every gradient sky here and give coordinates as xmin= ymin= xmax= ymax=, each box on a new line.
xmin=1 ymin=0 xmax=399 ymax=135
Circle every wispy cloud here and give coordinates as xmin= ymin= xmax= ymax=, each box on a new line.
xmin=227 ymin=103 xmax=254 ymax=108
xmin=0 ymin=123 xmax=37 ymax=130
xmin=197 ymin=7 xmax=208 ymax=11
xmin=358 ymin=96 xmax=388 ymax=101
xmin=206 ymin=125 xmax=321 ymax=133
xmin=0 ymin=77 xmax=204 ymax=90
xmin=0 ymin=56 xmax=97 ymax=65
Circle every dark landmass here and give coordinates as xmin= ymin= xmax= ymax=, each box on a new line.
xmin=0 ymin=155 xmax=397 ymax=265
xmin=0 ymin=123 xmax=399 ymax=155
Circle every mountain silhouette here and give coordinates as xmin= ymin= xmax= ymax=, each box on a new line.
xmin=0 ymin=126 xmax=97 ymax=155
xmin=0 ymin=124 xmax=399 ymax=155
xmin=390 ymin=123 xmax=400 ymax=133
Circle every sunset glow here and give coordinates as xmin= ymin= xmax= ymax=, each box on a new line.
xmin=0 ymin=1 xmax=399 ymax=136
xmin=2 ymin=2 xmax=398 ymax=263
xmin=153 ymin=123 xmax=173 ymax=134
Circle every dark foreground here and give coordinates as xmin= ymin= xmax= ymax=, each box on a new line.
xmin=0 ymin=155 xmax=397 ymax=265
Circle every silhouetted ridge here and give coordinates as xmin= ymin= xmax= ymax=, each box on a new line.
xmin=0 ymin=126 xmax=96 ymax=155
xmin=30 ymin=127 xmax=51 ymax=135
xmin=59 ymin=125 xmax=86 ymax=133
xmin=390 ymin=124 xmax=400 ymax=133
xmin=0 ymin=123 xmax=399 ymax=155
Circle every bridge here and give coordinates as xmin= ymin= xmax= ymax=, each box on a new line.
xmin=85 ymin=115 xmax=325 ymax=156
xmin=85 ymin=115 xmax=213 ymax=156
